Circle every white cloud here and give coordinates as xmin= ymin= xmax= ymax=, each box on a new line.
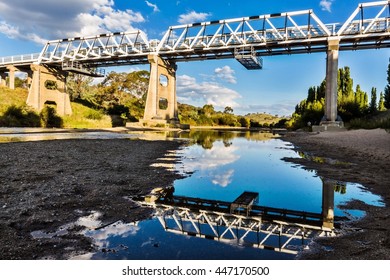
xmin=320 ymin=0 xmax=333 ymax=12
xmin=211 ymin=169 xmax=235 ymax=187
xmin=0 ymin=0 xmax=145 ymax=44
xmin=179 ymin=143 xmax=239 ymax=187
xmin=177 ymin=74 xmax=241 ymax=109
xmin=181 ymin=143 xmax=239 ymax=171
xmin=214 ymin=66 xmax=236 ymax=84
xmin=178 ymin=11 xmax=211 ymax=24
xmin=145 ymin=1 xmax=160 ymax=13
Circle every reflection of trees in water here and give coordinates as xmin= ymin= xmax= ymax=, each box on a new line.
xmin=183 ymin=130 xmax=236 ymax=149
xmin=182 ymin=130 xmax=276 ymax=149
xmin=333 ymin=181 xmax=347 ymax=194
xmin=298 ymin=151 xmax=349 ymax=195
xmin=298 ymin=152 xmax=351 ymax=167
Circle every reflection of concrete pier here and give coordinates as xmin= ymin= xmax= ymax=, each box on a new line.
xmin=140 ymin=184 xmax=339 ymax=255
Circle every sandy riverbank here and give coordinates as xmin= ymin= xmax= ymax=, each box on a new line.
xmin=282 ymin=129 xmax=390 ymax=259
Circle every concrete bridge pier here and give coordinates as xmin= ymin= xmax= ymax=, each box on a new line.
xmin=27 ymin=64 xmax=72 ymax=116
xmin=321 ymin=178 xmax=335 ymax=230
xmin=316 ymin=38 xmax=344 ymax=131
xmin=0 ymin=72 xmax=7 ymax=87
xmin=143 ymin=54 xmax=178 ymax=125
xmin=5 ymin=65 xmax=17 ymax=89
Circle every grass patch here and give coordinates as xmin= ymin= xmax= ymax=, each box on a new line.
xmin=0 ymin=87 xmax=28 ymax=114
xmin=62 ymin=103 xmax=112 ymax=128
xmin=347 ymin=110 xmax=390 ymax=129
xmin=1 ymin=87 xmax=112 ymax=128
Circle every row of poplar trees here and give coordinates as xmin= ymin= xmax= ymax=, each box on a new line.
xmin=289 ymin=61 xmax=390 ymax=128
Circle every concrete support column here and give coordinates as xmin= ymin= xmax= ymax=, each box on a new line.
xmin=321 ymin=178 xmax=335 ymax=230
xmin=0 ymin=72 xmax=7 ymax=87
xmin=144 ymin=54 xmax=178 ymax=123
xmin=26 ymin=70 xmax=33 ymax=88
xmin=324 ymin=38 xmax=340 ymax=122
xmin=27 ymin=64 xmax=41 ymax=110
xmin=27 ymin=64 xmax=72 ymax=116
xmin=6 ymin=65 xmax=17 ymax=90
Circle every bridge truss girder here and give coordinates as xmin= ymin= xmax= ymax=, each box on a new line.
xmin=0 ymin=1 xmax=388 ymax=69
xmin=38 ymin=30 xmax=152 ymax=69
xmin=153 ymin=204 xmax=335 ymax=255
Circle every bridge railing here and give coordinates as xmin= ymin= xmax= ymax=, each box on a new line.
xmin=0 ymin=53 xmax=39 ymax=66
xmin=38 ymin=30 xmax=153 ymax=65
xmin=337 ymin=1 xmax=390 ymax=36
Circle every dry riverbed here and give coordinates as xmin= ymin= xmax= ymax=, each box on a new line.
xmin=0 ymin=139 xmax=185 ymax=259
xmin=1 ymin=128 xmax=389 ymax=260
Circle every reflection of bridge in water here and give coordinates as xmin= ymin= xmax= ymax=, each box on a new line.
xmin=139 ymin=178 xmax=341 ymax=255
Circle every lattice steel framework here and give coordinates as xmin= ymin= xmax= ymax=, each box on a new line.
xmin=0 ymin=1 xmax=389 ymax=71
xmin=152 ymin=204 xmax=335 ymax=255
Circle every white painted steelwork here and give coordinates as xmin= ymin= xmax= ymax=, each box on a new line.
xmin=0 ymin=1 xmax=388 ymax=69
xmin=150 ymin=204 xmax=335 ymax=255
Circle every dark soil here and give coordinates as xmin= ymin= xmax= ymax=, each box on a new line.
xmin=0 ymin=139 xmax=185 ymax=260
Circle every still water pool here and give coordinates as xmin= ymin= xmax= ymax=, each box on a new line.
xmin=71 ymin=130 xmax=383 ymax=260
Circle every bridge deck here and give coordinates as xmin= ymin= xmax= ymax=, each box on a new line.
xmin=143 ymin=192 xmax=343 ymax=228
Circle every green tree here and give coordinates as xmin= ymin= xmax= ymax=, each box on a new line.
xmin=316 ymin=80 xmax=326 ymax=101
xmin=201 ymin=104 xmax=215 ymax=117
xmin=223 ymin=106 xmax=234 ymax=114
xmin=338 ymin=66 xmax=354 ymax=104
xmin=307 ymin=86 xmax=316 ymax=103
xmin=14 ymin=77 xmax=27 ymax=88
xmin=378 ymin=92 xmax=385 ymax=111
xmin=354 ymin=84 xmax=368 ymax=114
xmin=66 ymin=73 xmax=94 ymax=101
xmin=369 ymin=87 xmax=377 ymax=113
xmin=384 ymin=58 xmax=390 ymax=109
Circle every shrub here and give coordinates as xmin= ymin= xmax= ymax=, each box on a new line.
xmin=0 ymin=105 xmax=40 ymax=127
xmin=348 ymin=117 xmax=390 ymax=129
xmin=40 ymin=106 xmax=63 ymax=128
xmin=85 ymin=110 xmax=104 ymax=120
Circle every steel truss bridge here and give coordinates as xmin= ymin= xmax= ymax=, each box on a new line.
xmin=0 ymin=1 xmax=389 ymax=120
xmin=1 ymin=1 xmax=389 ymax=70
xmin=140 ymin=192 xmax=339 ymax=255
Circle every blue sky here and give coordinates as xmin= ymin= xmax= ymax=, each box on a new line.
xmin=0 ymin=0 xmax=389 ymax=116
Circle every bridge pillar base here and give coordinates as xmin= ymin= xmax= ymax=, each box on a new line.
xmin=27 ymin=64 xmax=72 ymax=116
xmin=312 ymin=120 xmax=345 ymax=132
xmin=143 ymin=54 xmax=178 ymax=124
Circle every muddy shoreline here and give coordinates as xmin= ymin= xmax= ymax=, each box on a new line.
xmin=281 ymin=129 xmax=390 ymax=259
